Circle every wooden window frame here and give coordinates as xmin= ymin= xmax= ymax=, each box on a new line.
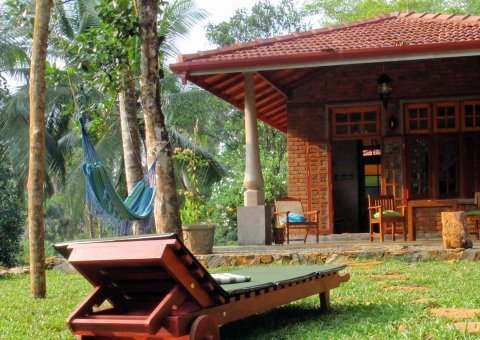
xmin=405 ymin=103 xmax=431 ymax=134
xmin=433 ymin=101 xmax=459 ymax=133
xmin=461 ymin=100 xmax=480 ymax=132
xmin=331 ymin=105 xmax=381 ymax=140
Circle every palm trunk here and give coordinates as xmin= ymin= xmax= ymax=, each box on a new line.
xmin=118 ymin=67 xmax=145 ymax=234
xmin=28 ymin=0 xmax=52 ymax=298
xmin=137 ymin=0 xmax=182 ymax=236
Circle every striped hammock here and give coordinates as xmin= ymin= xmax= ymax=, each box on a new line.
xmin=79 ymin=117 xmax=156 ymax=234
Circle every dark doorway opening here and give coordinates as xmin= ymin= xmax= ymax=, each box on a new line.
xmin=332 ymin=141 xmax=381 ymax=233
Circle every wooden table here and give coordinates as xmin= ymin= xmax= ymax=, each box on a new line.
xmin=407 ymin=200 xmax=458 ymax=241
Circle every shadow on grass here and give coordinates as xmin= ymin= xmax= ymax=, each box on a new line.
xmin=220 ymin=301 xmax=412 ymax=339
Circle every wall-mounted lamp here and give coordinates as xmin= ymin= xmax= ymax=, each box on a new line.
xmin=388 ymin=115 xmax=398 ymax=131
xmin=377 ymin=73 xmax=392 ymax=110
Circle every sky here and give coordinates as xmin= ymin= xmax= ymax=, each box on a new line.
xmin=173 ymin=0 xmax=282 ymax=58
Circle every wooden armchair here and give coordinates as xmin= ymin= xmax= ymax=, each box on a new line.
xmin=274 ymin=197 xmax=320 ymax=244
xmin=368 ymin=195 xmax=406 ymax=242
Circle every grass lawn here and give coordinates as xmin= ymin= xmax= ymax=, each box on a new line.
xmin=1 ymin=259 xmax=479 ymax=339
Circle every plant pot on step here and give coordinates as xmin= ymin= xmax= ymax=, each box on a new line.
xmin=182 ymin=224 xmax=216 ymax=254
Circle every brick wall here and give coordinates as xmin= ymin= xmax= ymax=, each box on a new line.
xmin=286 ymin=56 xmax=480 ymax=234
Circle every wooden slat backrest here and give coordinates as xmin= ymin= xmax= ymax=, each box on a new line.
xmin=368 ymin=195 xmax=396 ymax=212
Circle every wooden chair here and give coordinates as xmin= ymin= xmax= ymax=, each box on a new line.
xmin=274 ymin=197 xmax=320 ymax=244
xmin=368 ymin=194 xmax=407 ymax=242
xmin=465 ymin=192 xmax=480 ymax=239
xmin=54 ymin=234 xmax=349 ymax=339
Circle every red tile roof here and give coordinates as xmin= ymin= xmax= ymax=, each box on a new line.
xmin=170 ymin=12 xmax=480 ymax=132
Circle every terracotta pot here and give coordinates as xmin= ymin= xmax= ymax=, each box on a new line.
xmin=182 ymin=224 xmax=216 ymax=254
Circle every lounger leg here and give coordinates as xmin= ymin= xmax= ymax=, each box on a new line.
xmin=286 ymin=227 xmax=290 ymax=244
xmin=369 ymin=223 xmax=373 ymax=242
xmin=380 ymin=223 xmax=385 ymax=242
xmin=392 ymin=223 xmax=396 ymax=241
xmin=319 ymin=290 xmax=331 ymax=312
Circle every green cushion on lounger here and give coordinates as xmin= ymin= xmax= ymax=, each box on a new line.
xmin=373 ymin=210 xmax=402 ymax=219
xmin=465 ymin=210 xmax=480 ymax=216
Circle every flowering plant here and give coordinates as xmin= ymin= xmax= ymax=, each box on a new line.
xmin=173 ymin=122 xmax=213 ymax=225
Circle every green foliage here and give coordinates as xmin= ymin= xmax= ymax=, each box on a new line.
xmin=206 ymin=0 xmax=313 ymax=47
xmin=0 ymin=143 xmax=24 ymax=267
xmin=305 ymin=0 xmax=478 ymax=25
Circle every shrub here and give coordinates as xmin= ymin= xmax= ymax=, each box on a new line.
xmin=0 ymin=143 xmax=24 ymax=267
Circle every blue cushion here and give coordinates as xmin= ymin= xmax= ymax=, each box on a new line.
xmin=373 ymin=210 xmax=402 ymax=219
xmin=280 ymin=213 xmax=307 ymax=224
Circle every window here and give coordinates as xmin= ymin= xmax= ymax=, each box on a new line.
xmin=433 ymin=102 xmax=458 ymax=132
xmin=405 ymin=99 xmax=480 ymax=199
xmin=405 ymin=103 xmax=430 ymax=134
xmin=332 ymin=106 xmax=380 ymax=138
xmin=462 ymin=101 xmax=480 ymax=131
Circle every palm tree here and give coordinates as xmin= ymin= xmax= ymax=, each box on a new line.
xmin=28 ymin=0 xmax=52 ymax=299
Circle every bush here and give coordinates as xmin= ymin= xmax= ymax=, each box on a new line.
xmin=0 ymin=143 xmax=24 ymax=267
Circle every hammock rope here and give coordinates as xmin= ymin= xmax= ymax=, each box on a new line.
xmin=79 ymin=117 xmax=156 ymax=235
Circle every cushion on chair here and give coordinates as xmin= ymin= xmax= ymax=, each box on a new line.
xmin=465 ymin=210 xmax=480 ymax=216
xmin=280 ymin=213 xmax=308 ymax=223
xmin=373 ymin=210 xmax=402 ymax=219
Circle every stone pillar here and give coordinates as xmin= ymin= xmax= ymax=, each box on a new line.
xmin=237 ymin=72 xmax=271 ymax=245
xmin=243 ymin=72 xmax=265 ymax=206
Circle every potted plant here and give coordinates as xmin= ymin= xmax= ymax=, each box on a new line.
xmin=174 ymin=123 xmax=215 ymax=254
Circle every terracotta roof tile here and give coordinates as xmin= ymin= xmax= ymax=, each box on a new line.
xmin=175 ymin=12 xmax=480 ymax=66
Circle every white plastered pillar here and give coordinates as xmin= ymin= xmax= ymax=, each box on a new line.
xmin=243 ymin=72 xmax=265 ymax=206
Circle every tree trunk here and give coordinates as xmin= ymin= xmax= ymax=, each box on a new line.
xmin=118 ymin=67 xmax=146 ymax=234
xmin=28 ymin=0 xmax=52 ymax=298
xmin=136 ymin=0 xmax=182 ymax=236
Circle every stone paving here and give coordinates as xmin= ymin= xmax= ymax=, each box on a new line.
xmin=197 ymin=233 xmax=480 ymax=268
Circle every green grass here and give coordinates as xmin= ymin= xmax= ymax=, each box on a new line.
xmin=1 ymin=260 xmax=479 ymax=339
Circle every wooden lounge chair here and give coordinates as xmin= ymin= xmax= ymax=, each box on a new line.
xmin=274 ymin=197 xmax=320 ymax=244
xmin=368 ymin=194 xmax=407 ymax=242
xmin=55 ymin=234 xmax=349 ymax=339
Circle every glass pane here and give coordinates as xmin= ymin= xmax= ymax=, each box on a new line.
xmin=438 ymin=137 xmax=457 ymax=195
xmin=409 ymin=138 xmax=429 ymax=195
xmin=410 ymin=121 xmax=418 ymax=130
xmin=364 ymin=111 xmax=376 ymax=121
xmin=475 ymin=105 xmax=480 ymax=115
xmin=410 ymin=109 xmax=418 ymax=118
xmin=447 ymin=106 xmax=456 ymax=116
xmin=350 ymin=112 xmax=362 ymax=122
xmin=336 ymin=113 xmax=348 ymax=123
xmin=446 ymin=118 xmax=455 ymax=128
xmin=350 ymin=124 xmax=361 ymax=133
xmin=419 ymin=108 xmax=428 ymax=118
xmin=465 ymin=105 xmax=473 ymax=116
xmin=419 ymin=120 xmax=428 ymax=130
xmin=437 ymin=120 xmax=445 ymax=129
xmin=437 ymin=107 xmax=445 ymax=117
